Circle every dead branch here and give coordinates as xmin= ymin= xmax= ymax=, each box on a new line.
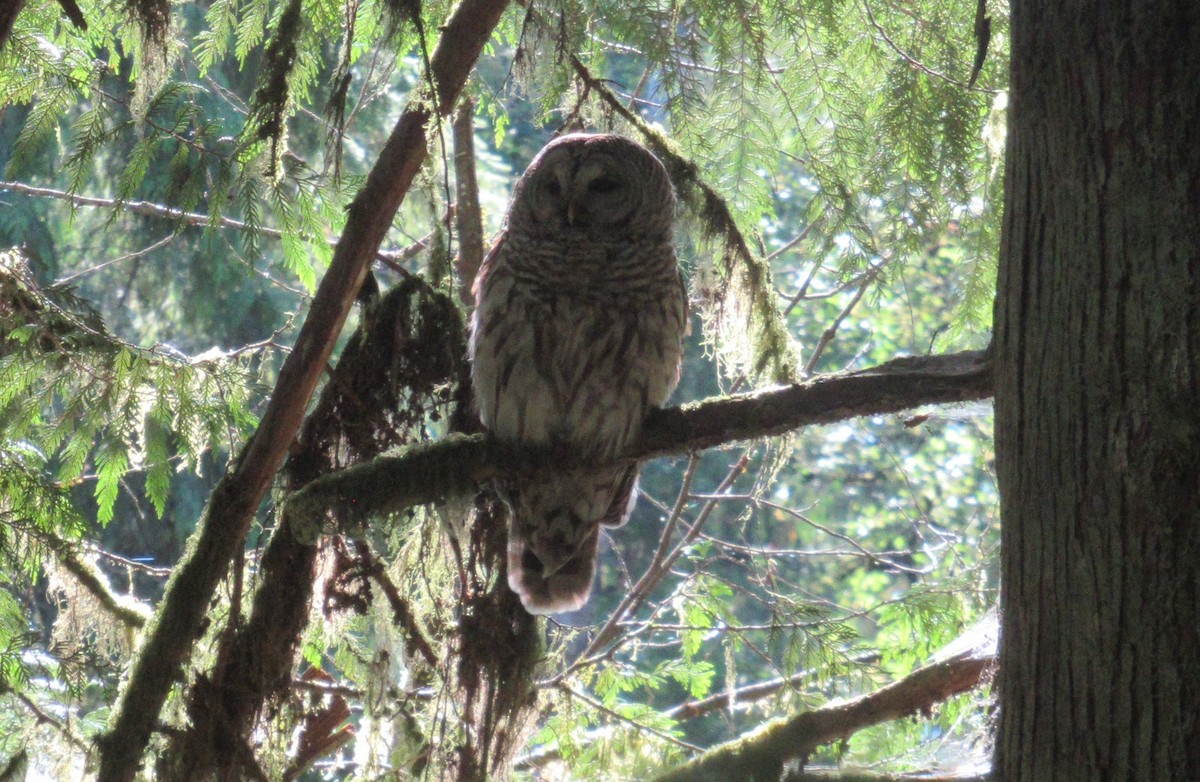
xmin=94 ymin=1 xmax=512 ymax=779
xmin=288 ymin=349 xmax=992 ymax=530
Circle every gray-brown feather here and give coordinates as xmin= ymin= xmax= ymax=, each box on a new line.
xmin=469 ymin=134 xmax=686 ymax=614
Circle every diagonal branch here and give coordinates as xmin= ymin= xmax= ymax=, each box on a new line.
xmin=288 ymin=349 xmax=992 ymax=531
xmin=569 ymin=55 xmax=797 ymax=382
xmin=94 ymin=1 xmax=512 ymax=779
xmin=652 ymin=642 xmax=996 ymax=782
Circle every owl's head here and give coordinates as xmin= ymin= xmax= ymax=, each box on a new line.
xmin=509 ymin=133 xmax=675 ymax=235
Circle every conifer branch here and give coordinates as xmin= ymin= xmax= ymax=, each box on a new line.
xmin=788 ymin=769 xmax=990 ymax=782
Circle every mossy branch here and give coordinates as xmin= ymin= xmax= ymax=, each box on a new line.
xmin=570 ymin=55 xmax=798 ymax=383
xmin=653 ymin=639 xmax=996 ymax=782
xmin=54 ymin=544 xmax=152 ymax=629
xmin=288 ymin=349 xmax=992 ymax=536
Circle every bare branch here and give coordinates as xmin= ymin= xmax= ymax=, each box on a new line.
xmin=54 ymin=543 xmax=152 ymax=629
xmin=664 ymin=651 xmax=881 ymax=722
xmin=557 ymin=683 xmax=705 ymax=754
xmin=788 ymin=769 xmax=991 ymax=782
xmin=356 ymin=541 xmax=440 ymax=669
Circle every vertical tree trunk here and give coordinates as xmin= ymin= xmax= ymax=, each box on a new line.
xmin=995 ymin=2 xmax=1200 ymax=779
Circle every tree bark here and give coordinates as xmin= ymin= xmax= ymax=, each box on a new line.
xmin=994 ymin=2 xmax=1200 ymax=779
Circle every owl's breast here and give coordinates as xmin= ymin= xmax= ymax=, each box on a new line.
xmin=470 ymin=242 xmax=685 ymax=458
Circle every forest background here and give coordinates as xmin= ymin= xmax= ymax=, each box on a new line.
xmin=0 ymin=0 xmax=1005 ymax=779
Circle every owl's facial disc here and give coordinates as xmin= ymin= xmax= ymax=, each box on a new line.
xmin=569 ymin=160 xmax=637 ymax=227
xmin=528 ymin=154 xmax=637 ymax=229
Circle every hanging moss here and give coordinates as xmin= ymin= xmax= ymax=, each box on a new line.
xmin=247 ymin=0 xmax=303 ymax=164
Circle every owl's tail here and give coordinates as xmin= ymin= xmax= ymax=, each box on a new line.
xmin=506 ymin=465 xmax=639 ymax=614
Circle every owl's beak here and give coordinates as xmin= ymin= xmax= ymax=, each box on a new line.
xmin=565 ymin=201 xmax=577 ymax=226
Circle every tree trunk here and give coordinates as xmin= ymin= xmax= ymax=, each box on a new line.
xmin=994 ymin=2 xmax=1200 ymax=779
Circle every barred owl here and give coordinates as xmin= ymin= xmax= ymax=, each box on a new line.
xmin=469 ymin=134 xmax=687 ymax=614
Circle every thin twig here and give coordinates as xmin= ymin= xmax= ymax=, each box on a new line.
xmin=860 ymin=0 xmax=988 ymax=93
xmin=13 ymin=690 xmax=92 ymax=755
xmin=557 ymin=683 xmax=704 ymax=754
xmin=802 ymin=260 xmax=883 ymax=375
xmin=566 ymin=449 xmax=754 ymax=674
xmin=54 ymin=234 xmax=176 ymax=285
xmin=698 ymin=531 xmax=917 ymax=562
xmin=356 ymin=542 xmax=440 ymax=669
xmin=1 ymin=181 xmax=425 ymax=267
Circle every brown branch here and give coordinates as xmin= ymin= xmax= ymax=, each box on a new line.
xmin=357 ymin=541 xmax=440 ymax=669
xmin=652 ymin=646 xmax=996 ymax=782
xmin=452 ymin=96 xmax=485 ymax=308
xmin=288 ymin=349 xmax=992 ymax=528
xmin=55 ymin=0 xmax=87 ymax=30
xmin=0 ymin=0 xmax=27 ymax=50
xmin=94 ymin=1 xmax=512 ymax=779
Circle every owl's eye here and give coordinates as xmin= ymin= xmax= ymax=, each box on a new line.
xmin=588 ymin=177 xmax=622 ymax=194
xmin=544 ymin=179 xmax=563 ymax=196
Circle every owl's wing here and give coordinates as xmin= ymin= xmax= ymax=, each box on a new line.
xmin=598 ymin=463 xmax=639 ymax=529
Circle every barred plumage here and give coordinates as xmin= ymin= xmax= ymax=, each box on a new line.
xmin=469 ymin=134 xmax=687 ymax=614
